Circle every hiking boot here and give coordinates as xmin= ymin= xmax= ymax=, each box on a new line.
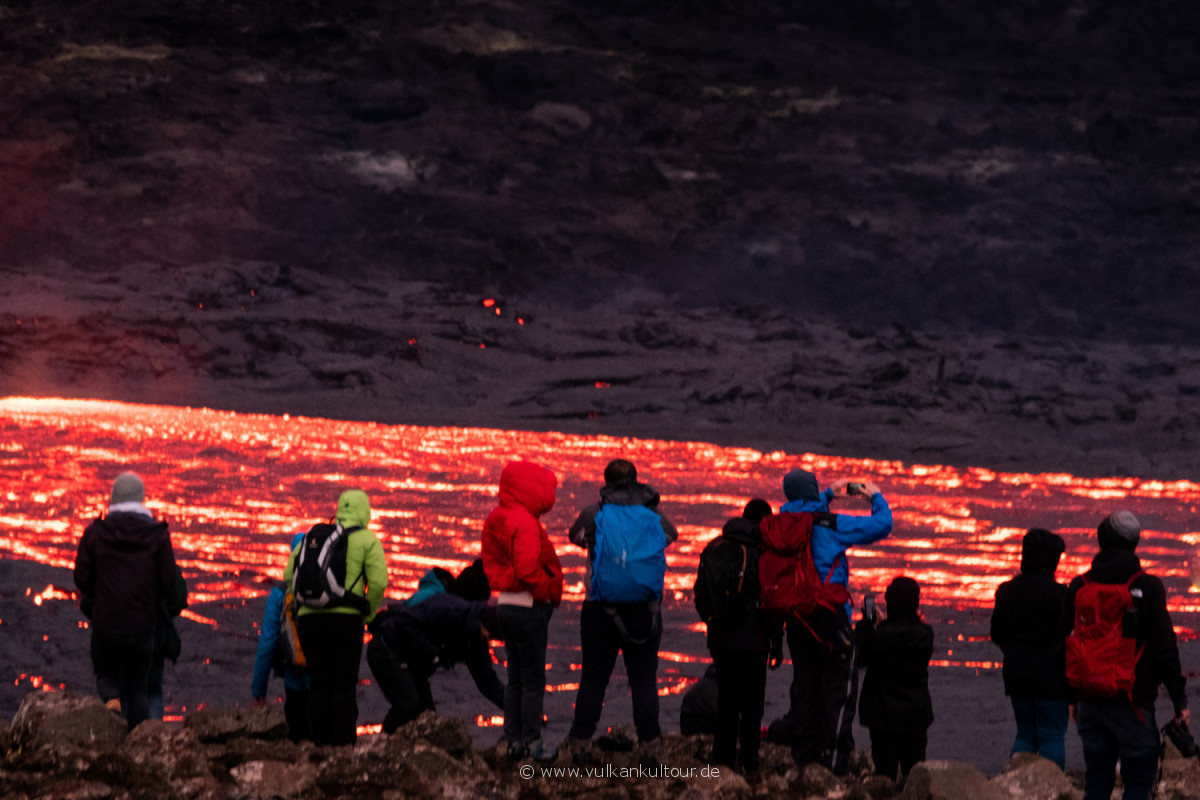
xmin=569 ymin=738 xmax=599 ymax=766
xmin=637 ymin=738 xmax=662 ymax=769
xmin=505 ymin=742 xmax=529 ymax=762
xmin=529 ymin=740 xmax=558 ymax=763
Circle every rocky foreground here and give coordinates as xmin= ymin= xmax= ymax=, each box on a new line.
xmin=4 ymin=691 xmax=1200 ymax=800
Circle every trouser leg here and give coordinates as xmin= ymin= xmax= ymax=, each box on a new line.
xmin=1034 ymin=697 xmax=1069 ymax=770
xmin=1010 ymin=695 xmax=1039 ymax=757
xmin=366 ymin=638 xmax=424 ymax=733
xmin=569 ymin=601 xmax=621 ymax=740
xmin=283 ymin=686 xmax=312 ymax=742
xmin=147 ymin=656 xmax=165 ymax=720
xmin=870 ymin=728 xmax=901 ymax=781
xmin=738 ymin=649 xmax=769 ymax=771
xmin=499 ymin=603 xmax=553 ymax=747
xmin=299 ymin=613 xmax=364 ymax=747
xmin=1077 ymin=700 xmax=1120 ymax=800
xmin=897 ymin=728 xmax=928 ymax=777
xmin=622 ymin=617 xmax=662 ymax=743
xmin=710 ymin=649 xmax=739 ymax=769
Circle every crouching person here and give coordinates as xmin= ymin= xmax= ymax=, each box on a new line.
xmin=367 ymin=593 xmax=504 ymax=733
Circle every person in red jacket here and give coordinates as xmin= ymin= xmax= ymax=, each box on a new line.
xmin=481 ymin=460 xmax=563 ymax=762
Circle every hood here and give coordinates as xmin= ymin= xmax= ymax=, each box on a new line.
xmin=599 ymin=481 xmax=660 ymax=508
xmin=1020 ymin=528 xmax=1065 ymax=577
xmin=721 ymin=516 xmax=760 ymax=546
xmin=94 ymin=512 xmax=167 ymax=550
xmin=497 ymin=461 xmax=556 ymax=518
xmin=1088 ymin=547 xmax=1142 ymax=583
xmin=780 ymin=497 xmax=830 ymax=514
xmin=335 ymin=489 xmax=371 ymax=529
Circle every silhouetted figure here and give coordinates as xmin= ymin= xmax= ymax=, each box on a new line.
xmin=991 ymin=528 xmax=1068 ymax=767
xmin=1061 ymin=511 xmax=1188 ymax=800
xmin=857 ymin=576 xmax=934 ymax=781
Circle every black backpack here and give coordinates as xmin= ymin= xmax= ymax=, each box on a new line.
xmin=695 ymin=536 xmax=759 ymax=625
xmin=291 ymin=522 xmax=370 ymax=615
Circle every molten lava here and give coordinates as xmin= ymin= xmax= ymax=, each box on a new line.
xmin=3 ymin=397 xmax=1199 ymax=714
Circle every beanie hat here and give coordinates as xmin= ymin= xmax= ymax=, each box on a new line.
xmin=604 ymin=459 xmax=638 ymax=486
xmin=1098 ymin=510 xmax=1141 ymax=551
xmin=884 ymin=576 xmax=921 ymax=621
xmin=742 ymin=498 xmax=772 ymax=527
xmin=110 ymin=472 xmax=145 ymax=505
xmin=783 ymin=468 xmax=820 ymax=502
xmin=451 ymin=559 xmax=491 ymax=602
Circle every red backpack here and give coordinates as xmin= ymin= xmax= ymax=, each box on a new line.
xmin=1065 ymin=572 xmax=1145 ymax=700
xmin=758 ymin=512 xmax=848 ymax=618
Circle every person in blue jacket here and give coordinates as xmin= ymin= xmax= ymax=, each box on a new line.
xmin=775 ymin=468 xmax=893 ymax=775
xmin=251 ymin=532 xmax=312 ymax=742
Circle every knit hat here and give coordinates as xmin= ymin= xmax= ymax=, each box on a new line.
xmin=884 ymin=576 xmax=921 ymax=621
xmin=110 ymin=472 xmax=145 ymax=505
xmin=1098 ymin=510 xmax=1141 ymax=551
xmin=742 ymin=498 xmax=772 ymax=527
xmin=451 ymin=559 xmax=491 ymax=602
xmin=783 ymin=469 xmax=820 ymax=502
xmin=604 ymin=458 xmax=638 ymax=486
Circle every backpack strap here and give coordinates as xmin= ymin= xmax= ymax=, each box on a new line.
xmin=735 ymin=543 xmax=747 ymax=596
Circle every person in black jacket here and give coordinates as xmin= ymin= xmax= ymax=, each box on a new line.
xmin=694 ymin=513 xmax=783 ymax=773
xmin=1060 ymin=511 xmax=1188 ymax=800
xmin=74 ymin=472 xmax=177 ymax=730
xmin=990 ymin=528 xmax=1068 ymax=768
xmin=367 ymin=592 xmax=505 ymax=734
xmin=856 ymin=576 xmax=933 ymax=782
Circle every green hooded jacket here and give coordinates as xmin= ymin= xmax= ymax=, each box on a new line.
xmin=284 ymin=489 xmax=388 ymax=622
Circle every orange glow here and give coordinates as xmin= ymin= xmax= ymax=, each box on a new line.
xmin=482 ymin=298 xmax=496 ymax=308
xmin=2 ymin=397 xmax=1199 ymax=692
xmin=356 ymin=723 xmax=383 ymax=736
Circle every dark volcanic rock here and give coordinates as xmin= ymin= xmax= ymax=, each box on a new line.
xmin=184 ymin=704 xmax=289 ymax=743
xmin=6 ymin=697 xmax=1200 ymax=800
xmin=10 ymin=689 xmax=126 ymax=751
xmin=1 ymin=0 xmax=1200 ymax=479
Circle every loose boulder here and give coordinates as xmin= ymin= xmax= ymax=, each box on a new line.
xmin=184 ymin=704 xmax=288 ymax=743
xmin=231 ymin=758 xmax=319 ymax=799
xmin=10 ymin=690 xmax=126 ymax=751
xmin=900 ymin=760 xmax=1006 ymax=800
xmin=991 ymin=753 xmax=1081 ymax=800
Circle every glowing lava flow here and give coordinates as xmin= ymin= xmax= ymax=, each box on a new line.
xmin=3 ymin=397 xmax=1199 ymax=689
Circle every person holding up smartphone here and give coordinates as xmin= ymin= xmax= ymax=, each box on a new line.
xmin=765 ymin=468 xmax=893 ymax=776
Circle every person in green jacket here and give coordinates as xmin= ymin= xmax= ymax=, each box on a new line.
xmin=284 ymin=489 xmax=388 ymax=746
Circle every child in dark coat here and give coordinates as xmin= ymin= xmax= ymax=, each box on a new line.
xmin=856 ymin=576 xmax=934 ymax=781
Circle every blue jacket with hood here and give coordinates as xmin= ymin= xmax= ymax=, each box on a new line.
xmin=780 ymin=487 xmax=893 ymax=617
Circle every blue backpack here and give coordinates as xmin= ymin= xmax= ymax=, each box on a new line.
xmin=591 ymin=504 xmax=667 ymax=603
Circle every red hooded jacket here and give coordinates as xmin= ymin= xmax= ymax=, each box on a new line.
xmin=481 ymin=461 xmax=563 ymax=605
